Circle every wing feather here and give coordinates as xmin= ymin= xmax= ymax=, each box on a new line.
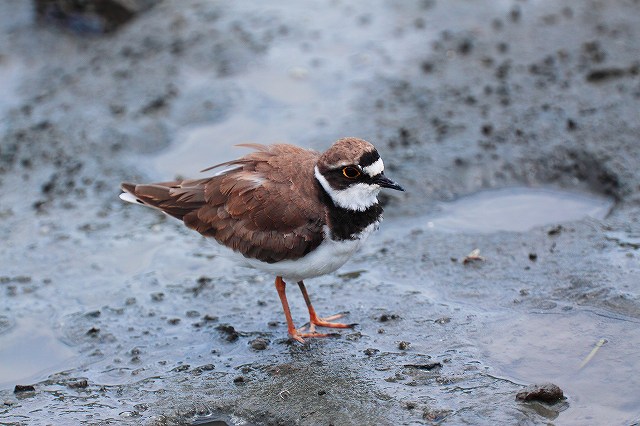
xmin=121 ymin=144 xmax=325 ymax=263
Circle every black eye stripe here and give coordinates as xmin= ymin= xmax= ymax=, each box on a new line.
xmin=358 ymin=150 xmax=380 ymax=168
xmin=321 ymin=167 xmax=379 ymax=191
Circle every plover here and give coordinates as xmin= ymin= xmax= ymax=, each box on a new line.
xmin=120 ymin=137 xmax=404 ymax=343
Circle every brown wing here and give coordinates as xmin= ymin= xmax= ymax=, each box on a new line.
xmin=121 ymin=144 xmax=326 ymax=263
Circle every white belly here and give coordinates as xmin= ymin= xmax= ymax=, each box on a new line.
xmin=218 ymin=223 xmax=378 ymax=282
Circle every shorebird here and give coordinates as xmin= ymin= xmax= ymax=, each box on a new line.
xmin=120 ymin=137 xmax=404 ymax=342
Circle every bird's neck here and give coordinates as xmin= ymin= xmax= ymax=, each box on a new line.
xmin=315 ymin=179 xmax=383 ymax=241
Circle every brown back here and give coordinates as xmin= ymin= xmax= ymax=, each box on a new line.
xmin=121 ymin=144 xmax=326 ymax=263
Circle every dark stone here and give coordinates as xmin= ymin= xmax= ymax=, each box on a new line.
xmin=398 ymin=341 xmax=410 ymax=350
xmin=86 ymin=327 xmax=100 ymax=336
xmin=516 ymin=383 xmax=564 ymax=404
xmin=249 ymin=337 xmax=269 ymax=350
xmin=14 ymin=385 xmax=35 ymax=393
xmin=378 ymin=314 xmax=399 ymax=322
xmin=404 ymin=362 xmax=442 ymax=371
xmin=217 ymin=324 xmax=240 ymax=342
xmin=548 ymin=225 xmax=563 ymax=236
xmin=68 ymin=379 xmax=89 ymax=389
xmin=586 ymin=68 xmax=627 ymax=83
xmin=151 ymin=292 xmax=165 ymax=302
xmin=34 ymin=0 xmax=158 ymax=34
xmin=192 ymin=364 xmax=215 ymax=375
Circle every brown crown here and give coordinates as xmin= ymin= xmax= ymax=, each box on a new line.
xmin=318 ymin=137 xmax=377 ymax=169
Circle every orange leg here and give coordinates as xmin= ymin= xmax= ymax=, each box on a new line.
xmin=274 ymin=276 xmax=340 ymax=343
xmin=297 ymin=280 xmax=355 ymax=333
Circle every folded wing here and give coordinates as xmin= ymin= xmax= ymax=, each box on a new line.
xmin=121 ymin=144 xmax=326 ymax=263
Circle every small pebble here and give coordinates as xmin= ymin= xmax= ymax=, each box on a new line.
xmin=379 ymin=314 xmax=399 ymax=322
xmin=68 ymin=379 xmax=88 ymax=389
xmin=363 ymin=348 xmax=380 ymax=356
xmin=14 ymin=385 xmax=35 ymax=393
xmin=86 ymin=327 xmax=100 ymax=336
xmin=516 ymin=383 xmax=564 ymax=404
xmin=250 ymin=337 xmax=269 ymax=350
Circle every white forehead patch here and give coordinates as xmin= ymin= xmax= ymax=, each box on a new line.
xmin=315 ymin=166 xmax=380 ymax=211
xmin=362 ymin=158 xmax=384 ymax=177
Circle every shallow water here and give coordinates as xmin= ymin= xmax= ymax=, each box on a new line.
xmin=427 ymin=187 xmax=613 ymax=233
xmin=478 ymin=309 xmax=640 ymax=424
xmin=0 ymin=318 xmax=76 ymax=389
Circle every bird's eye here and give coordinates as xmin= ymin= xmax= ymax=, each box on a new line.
xmin=342 ymin=166 xmax=361 ymax=179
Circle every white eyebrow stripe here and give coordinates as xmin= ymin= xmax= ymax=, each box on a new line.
xmin=362 ymin=158 xmax=384 ymax=177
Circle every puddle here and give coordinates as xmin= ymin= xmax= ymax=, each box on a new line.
xmin=0 ymin=318 xmax=76 ymax=388
xmin=478 ymin=310 xmax=640 ymax=425
xmin=153 ymin=116 xmax=304 ymax=179
xmin=427 ymin=187 xmax=613 ymax=233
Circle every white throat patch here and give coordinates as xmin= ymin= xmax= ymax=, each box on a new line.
xmin=314 ymin=166 xmax=380 ymax=211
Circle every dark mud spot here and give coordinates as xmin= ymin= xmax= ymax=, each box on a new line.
xmin=363 ymin=348 xmax=380 ymax=356
xmin=192 ymin=364 xmax=215 ymax=375
xmin=13 ymin=385 xmax=35 ymax=393
xmin=547 ymin=225 xmax=563 ymax=236
xmin=217 ymin=324 xmax=240 ymax=342
xmin=516 ymin=383 xmax=564 ymax=404
xmin=378 ymin=313 xmax=400 ymax=322
xmin=423 ymin=408 xmax=452 ymax=422
xmin=151 ymin=292 xmax=165 ymax=302
xmin=67 ymin=379 xmax=89 ymax=389
xmin=86 ymin=327 xmax=100 ymax=336
xmin=586 ymin=67 xmax=633 ymax=83
xmin=35 ymin=0 xmax=157 ymax=34
xmin=404 ymin=362 xmax=442 ymax=371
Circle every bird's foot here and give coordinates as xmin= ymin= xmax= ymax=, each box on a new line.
xmin=300 ymin=312 xmax=357 ymax=333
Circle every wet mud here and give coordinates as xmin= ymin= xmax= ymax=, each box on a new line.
xmin=1 ymin=0 xmax=640 ymax=425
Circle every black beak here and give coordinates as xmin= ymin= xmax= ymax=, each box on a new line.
xmin=374 ymin=174 xmax=405 ymax=191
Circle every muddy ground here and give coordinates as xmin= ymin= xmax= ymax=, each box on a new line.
xmin=1 ymin=0 xmax=639 ymax=425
